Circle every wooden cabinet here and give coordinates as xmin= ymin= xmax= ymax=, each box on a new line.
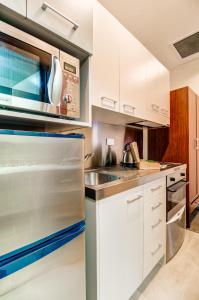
xmin=86 ymin=178 xmax=166 ymax=300
xmin=0 ymin=0 xmax=26 ymax=16
xmin=119 ymin=28 xmax=148 ymax=119
xmin=27 ymin=0 xmax=93 ymax=53
xmin=92 ymin=1 xmax=120 ymax=112
xmin=162 ymin=87 xmax=199 ymax=220
xmin=143 ymin=178 xmax=166 ymax=278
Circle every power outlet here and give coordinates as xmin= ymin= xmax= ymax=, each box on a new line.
xmin=106 ymin=138 xmax=115 ymax=146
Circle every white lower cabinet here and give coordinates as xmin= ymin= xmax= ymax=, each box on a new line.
xmin=125 ymin=188 xmax=144 ymax=298
xmin=86 ymin=177 xmax=166 ymax=300
xmin=97 ymin=191 xmax=128 ymax=300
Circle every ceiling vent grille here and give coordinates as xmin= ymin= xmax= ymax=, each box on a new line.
xmin=173 ymin=32 xmax=199 ymax=58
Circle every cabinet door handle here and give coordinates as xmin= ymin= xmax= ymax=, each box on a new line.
xmin=123 ymin=104 xmax=135 ymax=114
xmin=151 ymin=202 xmax=162 ymax=210
xmin=151 ymin=185 xmax=162 ymax=192
xmin=101 ymin=97 xmax=117 ymax=110
xmin=151 ymin=104 xmax=159 ymax=112
xmin=42 ymin=2 xmax=79 ymax=30
xmin=151 ymin=244 xmax=162 ymax=256
xmin=195 ymin=138 xmax=199 ymax=150
xmin=127 ymin=195 xmax=142 ymax=204
xmin=151 ymin=219 xmax=162 ymax=229
xmin=160 ymin=108 xmax=168 ymax=116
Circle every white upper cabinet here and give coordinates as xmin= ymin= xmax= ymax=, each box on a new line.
xmin=92 ymin=1 xmax=170 ymax=125
xmin=92 ymin=1 xmax=120 ymax=112
xmin=119 ymin=28 xmax=149 ymax=120
xmin=27 ymin=0 xmax=93 ymax=53
xmin=146 ymin=54 xmax=170 ymax=125
xmin=0 ymin=0 xmax=26 ymax=16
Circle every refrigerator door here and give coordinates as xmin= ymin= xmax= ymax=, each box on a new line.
xmin=0 ymin=130 xmax=84 ymax=256
xmin=0 ymin=222 xmax=85 ymax=300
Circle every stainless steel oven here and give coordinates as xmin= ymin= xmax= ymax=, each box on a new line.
xmin=166 ymin=165 xmax=188 ymax=262
xmin=0 ymin=21 xmax=80 ymax=119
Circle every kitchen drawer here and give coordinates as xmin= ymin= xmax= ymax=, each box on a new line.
xmin=144 ymin=220 xmax=165 ymax=278
xmin=145 ymin=178 xmax=166 ymax=196
xmin=143 ymin=177 xmax=166 ymax=279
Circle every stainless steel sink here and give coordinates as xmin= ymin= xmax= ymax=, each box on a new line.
xmin=85 ymin=172 xmax=120 ymax=186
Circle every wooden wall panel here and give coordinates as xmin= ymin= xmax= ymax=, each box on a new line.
xmin=188 ymin=89 xmax=197 ymax=203
xmin=148 ymin=127 xmax=169 ymax=161
xmin=163 ymin=87 xmax=189 ymax=165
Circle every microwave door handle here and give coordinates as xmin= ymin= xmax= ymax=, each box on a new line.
xmin=48 ymin=56 xmax=62 ymax=106
xmin=48 ymin=55 xmax=55 ymax=104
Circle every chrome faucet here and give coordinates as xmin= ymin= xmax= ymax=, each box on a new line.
xmin=84 ymin=152 xmax=95 ymax=161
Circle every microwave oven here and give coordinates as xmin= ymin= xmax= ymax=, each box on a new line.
xmin=0 ymin=21 xmax=80 ymax=119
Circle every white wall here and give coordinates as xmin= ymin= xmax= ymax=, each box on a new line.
xmin=170 ymin=58 xmax=199 ymax=94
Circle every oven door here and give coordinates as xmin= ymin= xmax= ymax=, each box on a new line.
xmin=0 ymin=22 xmax=62 ymax=117
xmin=166 ymin=204 xmax=186 ymax=262
xmin=167 ymin=180 xmax=188 ymax=220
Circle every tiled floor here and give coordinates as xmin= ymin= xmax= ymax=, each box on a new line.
xmin=132 ymin=230 xmax=199 ymax=300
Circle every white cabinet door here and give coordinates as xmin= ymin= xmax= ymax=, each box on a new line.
xmin=119 ymin=27 xmax=149 ymax=119
xmin=92 ymin=1 xmax=120 ymax=112
xmin=143 ymin=178 xmax=166 ymax=279
xmin=98 ymin=194 xmax=128 ymax=300
xmin=0 ymin=0 xmax=26 ymax=16
xmin=146 ymin=54 xmax=170 ymax=125
xmin=98 ymin=187 xmax=144 ymax=300
xmin=125 ymin=188 xmax=144 ymax=298
xmin=27 ymin=0 xmax=93 ymax=53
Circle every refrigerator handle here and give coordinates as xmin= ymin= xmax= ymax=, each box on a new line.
xmin=0 ymin=222 xmax=85 ymax=279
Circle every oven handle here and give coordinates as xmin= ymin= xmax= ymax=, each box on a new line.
xmin=167 ymin=205 xmax=186 ymax=224
xmin=48 ymin=55 xmax=62 ymax=106
xmin=167 ymin=180 xmax=189 ymax=193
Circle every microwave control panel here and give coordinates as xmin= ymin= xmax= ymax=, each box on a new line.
xmin=60 ymin=52 xmax=80 ymax=119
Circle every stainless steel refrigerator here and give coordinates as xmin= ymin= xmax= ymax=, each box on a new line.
xmin=0 ymin=130 xmax=85 ymax=300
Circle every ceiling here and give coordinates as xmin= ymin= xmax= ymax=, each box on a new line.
xmin=99 ymin=0 xmax=199 ymax=69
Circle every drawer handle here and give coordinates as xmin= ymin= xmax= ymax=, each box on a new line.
xmin=127 ymin=195 xmax=142 ymax=204
xmin=101 ymin=97 xmax=117 ymax=109
xmin=42 ymin=2 xmax=79 ymax=30
xmin=160 ymin=108 xmax=168 ymax=116
xmin=123 ymin=104 xmax=135 ymax=114
xmin=151 ymin=244 xmax=162 ymax=256
xmin=151 ymin=104 xmax=159 ymax=112
xmin=151 ymin=202 xmax=162 ymax=210
xmin=151 ymin=219 xmax=162 ymax=229
xmin=151 ymin=185 xmax=162 ymax=192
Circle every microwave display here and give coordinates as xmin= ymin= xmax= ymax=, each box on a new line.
xmin=64 ymin=62 xmax=76 ymax=74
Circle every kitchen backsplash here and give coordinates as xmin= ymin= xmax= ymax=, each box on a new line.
xmin=67 ymin=121 xmax=144 ymax=168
